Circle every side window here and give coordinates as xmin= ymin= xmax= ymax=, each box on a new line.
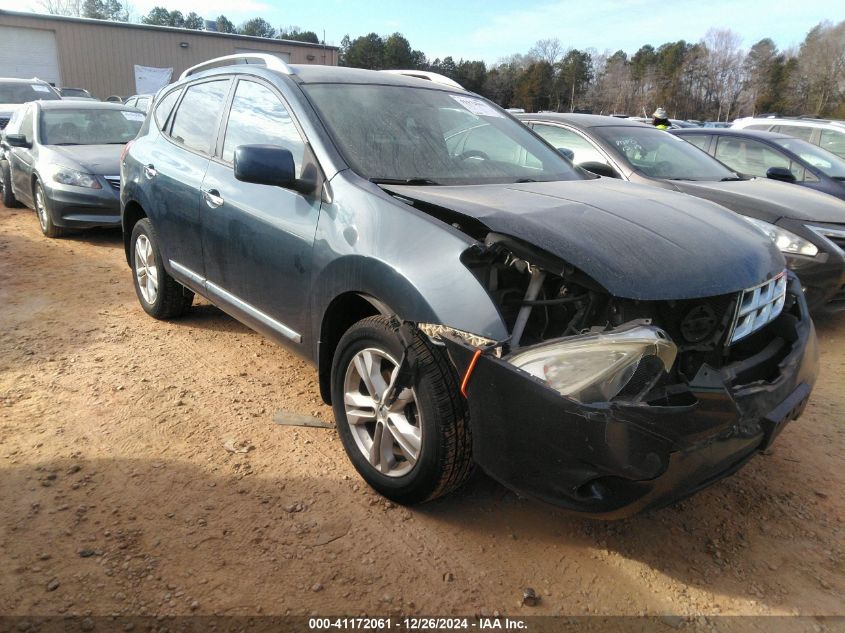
xmin=714 ymin=137 xmax=796 ymax=178
xmin=221 ymin=80 xmax=305 ymax=172
xmin=170 ymin=80 xmax=230 ymax=154
xmin=532 ymin=124 xmax=606 ymax=165
xmin=747 ymin=124 xmax=772 ymax=131
xmin=125 ymin=98 xmax=136 ymax=108
xmin=681 ymin=134 xmax=709 ymax=152
xmin=772 ymin=125 xmax=814 ymax=142
xmin=820 ymin=129 xmax=845 ymax=159
xmin=137 ymin=97 xmax=151 ymax=113
xmin=153 ymin=88 xmax=182 ymax=130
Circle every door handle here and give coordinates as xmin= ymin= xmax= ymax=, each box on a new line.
xmin=202 ymin=188 xmax=224 ymax=208
xmin=143 ymin=164 xmax=157 ymax=179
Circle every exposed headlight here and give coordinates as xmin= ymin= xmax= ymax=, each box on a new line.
xmin=743 ymin=217 xmax=818 ymax=257
xmin=51 ymin=167 xmax=102 ymax=189
xmin=507 ymin=324 xmax=677 ymax=404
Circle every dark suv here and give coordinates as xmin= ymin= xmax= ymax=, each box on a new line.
xmin=121 ymin=55 xmax=817 ymax=517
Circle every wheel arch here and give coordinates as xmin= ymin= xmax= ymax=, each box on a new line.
xmin=122 ymin=201 xmax=148 ymax=265
xmin=316 ymin=291 xmax=387 ymax=404
xmin=312 ymin=251 xmax=507 ymax=405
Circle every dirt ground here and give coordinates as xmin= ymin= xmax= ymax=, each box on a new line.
xmin=1 ymin=203 xmax=843 ymax=627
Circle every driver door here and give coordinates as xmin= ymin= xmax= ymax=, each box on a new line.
xmin=200 ymin=77 xmax=321 ymax=347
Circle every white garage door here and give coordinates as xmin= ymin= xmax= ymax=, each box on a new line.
xmin=0 ymin=26 xmax=61 ymax=85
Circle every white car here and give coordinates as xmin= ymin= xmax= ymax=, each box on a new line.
xmin=732 ymin=116 xmax=845 ymax=160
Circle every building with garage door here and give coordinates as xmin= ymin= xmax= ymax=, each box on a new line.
xmin=0 ymin=10 xmax=338 ymax=100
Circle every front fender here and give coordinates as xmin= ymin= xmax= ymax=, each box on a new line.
xmin=310 ymin=173 xmax=508 ymax=361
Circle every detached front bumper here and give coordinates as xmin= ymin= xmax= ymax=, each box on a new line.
xmin=443 ymin=275 xmax=818 ymax=519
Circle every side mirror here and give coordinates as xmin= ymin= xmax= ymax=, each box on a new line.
xmin=4 ymin=134 xmax=31 ymax=149
xmin=557 ymin=147 xmax=575 ymax=161
xmin=234 ymin=144 xmax=302 ymax=191
xmin=579 ymin=161 xmax=619 ymax=178
xmin=766 ymin=166 xmax=796 ymax=183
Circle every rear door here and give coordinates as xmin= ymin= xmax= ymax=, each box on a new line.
xmin=200 ymin=76 xmax=321 ymax=346
xmin=148 ymin=78 xmax=231 ymax=280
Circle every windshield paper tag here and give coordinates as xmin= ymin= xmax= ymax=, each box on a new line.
xmin=32 ymin=85 xmax=51 ymax=93
xmin=121 ymin=111 xmax=145 ymax=121
xmin=450 ymin=95 xmax=504 ymax=118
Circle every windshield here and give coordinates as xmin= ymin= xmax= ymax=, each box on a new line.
xmin=60 ymin=88 xmax=89 ymax=98
xmin=39 ymin=108 xmax=144 ymax=145
xmin=0 ymin=82 xmax=61 ymax=104
xmin=773 ymin=137 xmax=845 ymax=179
xmin=302 ymin=84 xmax=582 ymax=185
xmin=593 ymin=125 xmax=737 ymax=180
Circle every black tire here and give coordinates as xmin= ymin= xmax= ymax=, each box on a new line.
xmin=129 ymin=218 xmax=194 ymax=319
xmin=1 ymin=160 xmax=20 ymax=208
xmin=331 ymin=316 xmax=474 ymax=504
xmin=34 ymin=179 xmax=66 ymax=238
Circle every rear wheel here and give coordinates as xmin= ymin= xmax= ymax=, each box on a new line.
xmin=34 ymin=180 xmax=66 ymax=238
xmin=130 ymin=218 xmax=193 ymax=319
xmin=1 ymin=160 xmax=20 ymax=208
xmin=331 ymin=316 xmax=474 ymax=504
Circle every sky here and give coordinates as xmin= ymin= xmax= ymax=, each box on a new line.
xmin=5 ymin=0 xmax=845 ymax=63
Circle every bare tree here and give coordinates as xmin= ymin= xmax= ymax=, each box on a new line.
xmin=529 ymin=38 xmax=564 ymax=66
xmin=702 ymin=28 xmax=746 ymax=121
xmin=39 ymin=0 xmax=83 ymax=15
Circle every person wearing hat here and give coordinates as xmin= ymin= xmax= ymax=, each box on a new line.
xmin=652 ymin=107 xmax=670 ymax=130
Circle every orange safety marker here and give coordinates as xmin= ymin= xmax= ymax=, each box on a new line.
xmin=460 ymin=349 xmax=483 ymax=398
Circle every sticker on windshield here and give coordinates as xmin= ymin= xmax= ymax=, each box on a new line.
xmin=449 ymin=95 xmax=504 ymax=118
xmin=121 ymin=111 xmax=145 ymax=122
xmin=32 ymin=85 xmax=51 ymax=93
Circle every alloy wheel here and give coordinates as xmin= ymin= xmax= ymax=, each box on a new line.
xmin=134 ymin=234 xmax=159 ymax=304
xmin=35 ymin=187 xmax=49 ymax=232
xmin=343 ymin=347 xmax=421 ymax=477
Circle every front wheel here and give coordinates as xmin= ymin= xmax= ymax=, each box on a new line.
xmin=34 ymin=180 xmax=65 ymax=237
xmin=130 ymin=218 xmax=194 ymax=319
xmin=331 ymin=316 xmax=474 ymax=504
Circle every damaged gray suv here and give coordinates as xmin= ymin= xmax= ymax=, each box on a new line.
xmin=121 ymin=55 xmax=818 ymax=517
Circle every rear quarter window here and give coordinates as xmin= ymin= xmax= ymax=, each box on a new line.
xmin=820 ymin=129 xmax=845 ymax=159
xmin=153 ymin=88 xmax=182 ymax=130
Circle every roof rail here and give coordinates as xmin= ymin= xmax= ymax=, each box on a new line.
xmin=380 ymin=70 xmax=464 ymax=90
xmin=179 ymin=53 xmax=294 ymax=80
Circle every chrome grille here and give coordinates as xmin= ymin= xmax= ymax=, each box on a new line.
xmin=0 ymin=117 xmax=9 ymax=130
xmin=104 ymin=175 xmax=120 ymax=191
xmin=729 ymin=271 xmax=787 ymax=344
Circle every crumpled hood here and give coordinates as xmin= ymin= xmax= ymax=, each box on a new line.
xmin=385 ymin=178 xmax=784 ymax=301
xmin=45 ymin=144 xmax=123 ymax=175
xmin=671 ymin=178 xmax=845 ymax=224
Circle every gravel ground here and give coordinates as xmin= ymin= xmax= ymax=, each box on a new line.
xmin=0 ymin=204 xmax=843 ymax=629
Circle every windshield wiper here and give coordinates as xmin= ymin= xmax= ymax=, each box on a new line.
xmin=514 ymin=178 xmax=537 ymax=183
xmin=720 ymin=176 xmax=745 ymax=181
xmin=370 ymin=177 xmax=441 ymax=186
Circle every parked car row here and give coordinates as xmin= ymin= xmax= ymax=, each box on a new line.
xmin=0 ymin=58 xmax=829 ymax=519
xmin=520 ymin=113 xmax=845 ymax=310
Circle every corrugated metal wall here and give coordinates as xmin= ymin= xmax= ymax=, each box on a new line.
xmin=0 ymin=12 xmax=338 ymax=99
